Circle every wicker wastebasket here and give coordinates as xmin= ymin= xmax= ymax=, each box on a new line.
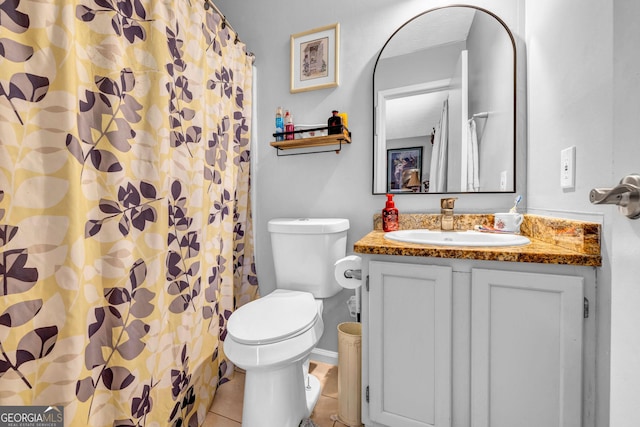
xmin=337 ymin=322 xmax=362 ymax=426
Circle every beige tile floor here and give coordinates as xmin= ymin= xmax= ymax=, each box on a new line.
xmin=203 ymin=361 xmax=351 ymax=427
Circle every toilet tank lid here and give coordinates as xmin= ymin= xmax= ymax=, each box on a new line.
xmin=268 ymin=218 xmax=349 ymax=234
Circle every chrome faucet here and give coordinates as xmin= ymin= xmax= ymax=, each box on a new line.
xmin=440 ymin=197 xmax=457 ymax=231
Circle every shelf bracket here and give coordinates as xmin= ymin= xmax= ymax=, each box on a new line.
xmin=274 ymin=138 xmax=347 ymax=156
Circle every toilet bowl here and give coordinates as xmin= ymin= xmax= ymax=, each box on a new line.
xmin=224 ymin=218 xmax=349 ymax=427
xmin=225 ymin=290 xmax=324 ymax=427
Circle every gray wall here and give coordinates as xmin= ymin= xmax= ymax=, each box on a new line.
xmin=525 ymin=2 xmax=612 ymax=425
xmin=467 ymin=11 xmax=514 ymax=190
xmin=526 ymin=0 xmax=640 ymax=426
xmin=216 ymin=0 xmax=525 ymax=353
xmin=376 ymin=42 xmax=465 ymax=92
xmin=216 ymin=0 xmax=640 ymax=425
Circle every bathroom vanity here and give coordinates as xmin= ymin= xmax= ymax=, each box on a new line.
xmin=353 ymin=214 xmax=601 ymax=427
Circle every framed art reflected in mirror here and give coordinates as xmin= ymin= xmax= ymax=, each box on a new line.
xmin=387 ymin=147 xmax=423 ymax=193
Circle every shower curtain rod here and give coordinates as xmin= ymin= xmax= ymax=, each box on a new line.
xmin=203 ymin=0 xmax=255 ymax=59
xmin=468 ymin=111 xmax=489 ymax=123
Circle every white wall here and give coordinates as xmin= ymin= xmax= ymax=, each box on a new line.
xmin=524 ymin=1 xmax=613 ymax=426
xmin=215 ymin=1 xmax=640 ymax=425
xmin=525 ymin=0 xmax=640 ymax=426
xmin=525 ymin=1 xmax=613 ymax=425
xmin=610 ymin=1 xmax=640 ymax=426
xmin=376 ymin=42 xmax=464 ymax=92
xmin=216 ymin=0 xmax=525 ymax=353
xmin=467 ymin=11 xmax=515 ymax=191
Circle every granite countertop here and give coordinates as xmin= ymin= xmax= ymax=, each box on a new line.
xmin=353 ymin=214 xmax=602 ymax=267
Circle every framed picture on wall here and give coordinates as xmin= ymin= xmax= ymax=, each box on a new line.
xmin=387 ymin=147 xmax=423 ymax=192
xmin=290 ymin=23 xmax=339 ymax=93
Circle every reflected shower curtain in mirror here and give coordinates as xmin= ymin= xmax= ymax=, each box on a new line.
xmin=467 ymin=118 xmax=480 ymax=191
xmin=429 ymin=99 xmax=449 ymax=192
xmin=0 ymin=0 xmax=258 ymax=425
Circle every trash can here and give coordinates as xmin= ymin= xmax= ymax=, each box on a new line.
xmin=337 ymin=322 xmax=362 ymax=426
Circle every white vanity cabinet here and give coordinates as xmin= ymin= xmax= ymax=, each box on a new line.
xmin=367 ymin=262 xmax=453 ymax=427
xmin=470 ymin=268 xmax=585 ymax=427
xmin=360 ymin=256 xmax=596 ymax=427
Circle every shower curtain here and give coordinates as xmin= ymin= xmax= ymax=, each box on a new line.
xmin=429 ymin=98 xmax=449 ymax=192
xmin=466 ymin=118 xmax=480 ymax=192
xmin=0 ymin=0 xmax=258 ymax=425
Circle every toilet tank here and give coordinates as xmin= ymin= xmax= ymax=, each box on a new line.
xmin=268 ymin=218 xmax=349 ymax=298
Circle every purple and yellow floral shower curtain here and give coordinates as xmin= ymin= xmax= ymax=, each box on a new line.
xmin=0 ymin=0 xmax=258 ymax=425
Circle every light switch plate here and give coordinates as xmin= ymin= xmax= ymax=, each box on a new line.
xmin=500 ymin=170 xmax=507 ymax=191
xmin=560 ymin=146 xmax=576 ymax=189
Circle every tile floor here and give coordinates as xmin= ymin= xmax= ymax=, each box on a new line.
xmin=203 ymin=361 xmax=351 ymax=427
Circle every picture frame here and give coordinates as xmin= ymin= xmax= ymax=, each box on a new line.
xmin=290 ymin=23 xmax=340 ymax=93
xmin=387 ymin=147 xmax=423 ymax=192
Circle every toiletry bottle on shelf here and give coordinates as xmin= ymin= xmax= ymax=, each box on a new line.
xmin=328 ymin=110 xmax=342 ymax=135
xmin=382 ymin=194 xmax=399 ymax=232
xmin=284 ymin=110 xmax=294 ymax=140
xmin=275 ymin=107 xmax=284 ymax=141
xmin=338 ymin=112 xmax=348 ymax=130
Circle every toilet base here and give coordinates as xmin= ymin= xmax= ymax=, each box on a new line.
xmin=242 ymin=360 xmax=319 ymax=427
xmin=305 ymin=373 xmax=321 ymax=416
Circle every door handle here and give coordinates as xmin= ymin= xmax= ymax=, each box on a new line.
xmin=590 ymin=174 xmax=640 ymax=219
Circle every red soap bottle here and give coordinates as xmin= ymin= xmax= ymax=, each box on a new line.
xmin=382 ymin=194 xmax=399 ymax=232
xmin=284 ymin=110 xmax=295 ymax=140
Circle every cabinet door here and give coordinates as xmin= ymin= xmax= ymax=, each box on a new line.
xmin=471 ymin=269 xmax=584 ymax=427
xmin=369 ymin=262 xmax=453 ymax=427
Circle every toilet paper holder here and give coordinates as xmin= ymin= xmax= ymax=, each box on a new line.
xmin=343 ymin=269 xmax=362 ymax=280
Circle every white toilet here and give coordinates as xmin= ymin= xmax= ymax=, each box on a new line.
xmin=224 ymin=218 xmax=349 ymax=427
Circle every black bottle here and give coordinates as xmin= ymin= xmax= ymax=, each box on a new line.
xmin=328 ymin=110 xmax=342 ymax=135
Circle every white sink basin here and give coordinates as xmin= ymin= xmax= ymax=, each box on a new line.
xmin=384 ymin=229 xmax=530 ymax=247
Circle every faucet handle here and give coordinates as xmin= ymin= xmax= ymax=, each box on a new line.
xmin=441 ymin=197 xmax=458 ymax=209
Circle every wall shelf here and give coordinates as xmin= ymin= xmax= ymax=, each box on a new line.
xmin=270 ymin=127 xmax=351 ymax=156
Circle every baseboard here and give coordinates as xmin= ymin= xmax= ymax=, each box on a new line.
xmin=310 ymin=348 xmax=338 ymax=366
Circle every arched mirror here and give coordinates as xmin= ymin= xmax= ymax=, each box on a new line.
xmin=373 ymin=5 xmax=516 ymax=194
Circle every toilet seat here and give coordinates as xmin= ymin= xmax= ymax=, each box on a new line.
xmin=227 ymin=290 xmax=319 ymax=345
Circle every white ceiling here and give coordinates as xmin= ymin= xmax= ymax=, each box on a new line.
xmin=381 ymin=7 xmax=476 ymax=59
xmin=386 ymin=91 xmax=449 ymax=140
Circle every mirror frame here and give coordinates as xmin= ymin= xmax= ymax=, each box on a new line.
xmin=372 ymin=5 xmax=517 ymax=195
